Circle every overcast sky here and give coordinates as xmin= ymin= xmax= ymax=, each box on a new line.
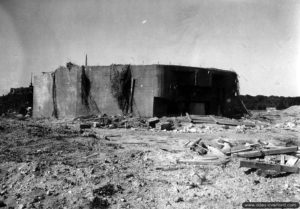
xmin=0 ymin=0 xmax=299 ymax=96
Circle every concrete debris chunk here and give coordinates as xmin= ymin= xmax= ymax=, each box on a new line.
xmin=285 ymin=156 xmax=299 ymax=167
xmin=156 ymin=121 xmax=172 ymax=131
xmin=189 ymin=139 xmax=208 ymax=155
xmin=147 ymin=117 xmax=159 ymax=128
xmin=80 ymin=123 xmax=92 ymax=129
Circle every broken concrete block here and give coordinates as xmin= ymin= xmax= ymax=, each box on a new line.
xmin=80 ymin=124 xmax=92 ymax=129
xmin=99 ymin=117 xmax=112 ymax=126
xmin=285 ymin=156 xmax=299 ymax=166
xmin=156 ymin=122 xmax=172 ymax=130
xmin=147 ymin=117 xmax=159 ymax=128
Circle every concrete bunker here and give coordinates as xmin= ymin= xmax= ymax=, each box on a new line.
xmin=33 ymin=64 xmax=247 ymax=119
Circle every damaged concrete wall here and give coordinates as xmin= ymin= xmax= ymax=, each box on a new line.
xmin=84 ymin=65 xmax=161 ymax=117
xmin=85 ymin=66 xmax=123 ymax=116
xmin=33 ymin=64 xmax=246 ymax=119
xmin=33 ymin=66 xmax=91 ymax=119
xmin=130 ymin=65 xmax=161 ymax=117
xmin=54 ymin=66 xmax=90 ymax=119
xmin=33 ymin=73 xmax=54 ymax=118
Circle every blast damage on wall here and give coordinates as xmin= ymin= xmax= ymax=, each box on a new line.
xmin=33 ymin=64 xmax=247 ymax=119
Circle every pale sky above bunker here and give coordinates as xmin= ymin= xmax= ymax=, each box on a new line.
xmin=0 ymin=0 xmax=299 ymax=96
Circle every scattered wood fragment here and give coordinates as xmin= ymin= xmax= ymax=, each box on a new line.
xmin=160 ymin=148 xmax=182 ymax=153
xmin=240 ymin=160 xmax=299 ymax=173
xmin=244 ymin=143 xmax=261 ymax=148
xmin=188 ymin=114 xmax=215 ymax=124
xmin=189 ymin=138 xmax=208 ymax=155
xmin=155 ymin=166 xmax=186 ymax=171
xmin=189 ymin=138 xmax=202 ymax=148
xmin=104 ymin=134 xmax=121 ymax=141
xmin=83 ymin=152 xmax=99 ymax=159
xmin=241 ymin=121 xmax=256 ymax=127
xmin=184 ymin=140 xmax=191 ymax=147
xmin=229 ymin=147 xmax=253 ymax=155
xmin=236 ymin=146 xmax=298 ymax=158
xmin=189 ymin=114 xmax=256 ymax=127
xmin=211 ymin=116 xmax=240 ymax=126
xmin=122 ymin=142 xmax=148 ymax=145
xmin=209 ymin=115 xmax=218 ymax=123
xmin=177 ymin=157 xmax=230 ymax=165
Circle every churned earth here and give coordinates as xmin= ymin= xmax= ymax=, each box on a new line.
xmin=0 ymin=107 xmax=300 ymax=209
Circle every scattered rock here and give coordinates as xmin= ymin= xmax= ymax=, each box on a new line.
xmin=147 ymin=117 xmax=160 ymax=128
xmin=0 ymin=200 xmax=6 ymax=207
xmin=156 ymin=122 xmax=173 ymax=131
xmin=175 ymin=197 xmax=184 ymax=203
xmin=80 ymin=124 xmax=92 ymax=129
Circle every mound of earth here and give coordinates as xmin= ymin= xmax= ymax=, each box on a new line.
xmin=282 ymin=105 xmax=300 ymax=116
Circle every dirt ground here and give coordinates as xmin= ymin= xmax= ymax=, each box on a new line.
xmin=0 ymin=109 xmax=300 ymax=209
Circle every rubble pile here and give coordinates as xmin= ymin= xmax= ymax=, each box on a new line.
xmin=76 ymin=114 xmax=148 ymax=130
xmin=0 ymin=105 xmax=299 ymax=208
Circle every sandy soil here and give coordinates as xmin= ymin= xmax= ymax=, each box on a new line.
xmin=0 ymin=110 xmax=299 ymax=209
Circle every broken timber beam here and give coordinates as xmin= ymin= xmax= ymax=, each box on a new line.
xmin=210 ymin=115 xmax=240 ymax=126
xmin=188 ymin=114 xmax=216 ymax=124
xmin=240 ymin=160 xmax=299 ymax=173
xmin=235 ymin=146 xmax=298 ymax=158
xmin=177 ymin=158 xmax=230 ymax=165
xmin=227 ymin=147 xmax=253 ymax=155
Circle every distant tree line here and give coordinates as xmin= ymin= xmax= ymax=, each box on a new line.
xmin=0 ymin=87 xmax=33 ymax=114
xmin=240 ymin=95 xmax=300 ymax=110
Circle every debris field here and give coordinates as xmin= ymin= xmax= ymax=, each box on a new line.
xmin=0 ymin=106 xmax=300 ymax=208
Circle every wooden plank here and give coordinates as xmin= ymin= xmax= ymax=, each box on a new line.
xmin=240 ymin=160 xmax=299 ymax=173
xmin=209 ymin=115 xmax=218 ymax=123
xmin=229 ymin=147 xmax=253 ymax=155
xmin=241 ymin=121 xmax=256 ymax=127
xmin=216 ymin=120 xmax=239 ymax=126
xmin=177 ymin=158 xmax=230 ymax=165
xmin=236 ymin=150 xmax=264 ymax=158
xmin=236 ymin=146 xmax=298 ymax=158
xmin=189 ymin=114 xmax=216 ymax=124
xmin=189 ymin=114 xmax=211 ymax=119
xmin=263 ymin=146 xmax=298 ymax=155
xmin=184 ymin=140 xmax=191 ymax=147
xmin=212 ymin=116 xmax=240 ymax=126
xmin=191 ymin=119 xmax=216 ymax=124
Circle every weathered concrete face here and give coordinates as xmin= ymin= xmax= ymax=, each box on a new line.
xmin=33 ymin=64 xmax=245 ymax=119
xmin=54 ymin=66 xmax=90 ymax=119
xmin=85 ymin=66 xmax=122 ymax=116
xmin=84 ymin=65 xmax=161 ymax=117
xmin=130 ymin=65 xmax=161 ymax=117
xmin=33 ymin=73 xmax=54 ymax=118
